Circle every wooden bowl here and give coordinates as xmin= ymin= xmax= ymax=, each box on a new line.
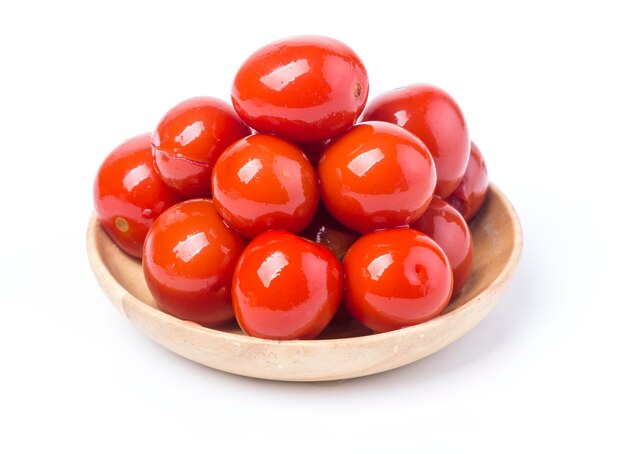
xmin=87 ymin=184 xmax=522 ymax=381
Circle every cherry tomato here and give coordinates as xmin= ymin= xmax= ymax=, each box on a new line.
xmin=362 ymin=84 xmax=470 ymax=198
xmin=211 ymin=134 xmax=319 ymax=238
xmin=143 ymin=199 xmax=246 ymax=326
xmin=301 ymin=203 xmax=360 ymax=262
xmin=411 ymin=197 xmax=473 ymax=297
xmin=327 ymin=304 xmax=354 ymax=326
xmin=152 ymin=97 xmax=251 ymax=198
xmin=93 ymin=133 xmax=182 ymax=258
xmin=446 ymin=141 xmax=489 ymax=220
xmin=297 ymin=139 xmax=330 ymax=166
xmin=232 ymin=36 xmax=369 ymax=143
xmin=232 ymin=230 xmax=342 ymax=340
xmin=318 ymin=121 xmax=435 ymax=233
xmin=343 ymin=228 xmax=453 ymax=333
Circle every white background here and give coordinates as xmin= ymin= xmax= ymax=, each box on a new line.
xmin=1 ymin=1 xmax=625 ymax=452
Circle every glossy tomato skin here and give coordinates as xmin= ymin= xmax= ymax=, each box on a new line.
xmin=446 ymin=141 xmax=489 ymax=220
xmin=343 ymin=228 xmax=453 ymax=333
xmin=362 ymin=84 xmax=470 ymax=198
xmin=232 ymin=36 xmax=369 ymax=143
xmin=152 ymin=97 xmax=251 ymax=198
xmin=411 ymin=197 xmax=473 ymax=297
xmin=211 ymin=134 xmax=319 ymax=238
xmin=318 ymin=121 xmax=436 ymax=233
xmin=93 ymin=133 xmax=182 ymax=258
xmin=297 ymin=139 xmax=330 ymax=166
xmin=299 ymin=201 xmax=359 ymax=326
xmin=301 ymin=203 xmax=360 ymax=262
xmin=143 ymin=199 xmax=246 ymax=326
xmin=232 ymin=230 xmax=342 ymax=340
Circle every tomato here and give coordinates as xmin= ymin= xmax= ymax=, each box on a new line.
xmin=327 ymin=304 xmax=354 ymax=326
xmin=411 ymin=197 xmax=473 ymax=297
xmin=232 ymin=230 xmax=342 ymax=340
xmin=142 ymin=199 xmax=246 ymax=326
xmin=231 ymin=36 xmax=369 ymax=143
xmin=211 ymin=134 xmax=319 ymax=238
xmin=93 ymin=133 xmax=182 ymax=258
xmin=343 ymin=228 xmax=453 ymax=332
xmin=152 ymin=97 xmax=251 ymax=198
xmin=318 ymin=121 xmax=435 ymax=233
xmin=301 ymin=203 xmax=360 ymax=262
xmin=362 ymin=84 xmax=470 ymax=198
xmin=446 ymin=141 xmax=489 ymax=220
xmin=297 ymin=139 xmax=330 ymax=166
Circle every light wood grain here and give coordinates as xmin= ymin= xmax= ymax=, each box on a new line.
xmin=87 ymin=184 xmax=522 ymax=381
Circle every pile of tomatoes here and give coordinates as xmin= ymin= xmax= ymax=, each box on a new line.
xmin=93 ymin=36 xmax=488 ymax=340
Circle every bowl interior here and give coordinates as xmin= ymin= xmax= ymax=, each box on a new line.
xmin=94 ymin=185 xmax=516 ymax=340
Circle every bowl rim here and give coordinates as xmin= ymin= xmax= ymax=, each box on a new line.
xmin=87 ymin=183 xmax=523 ymax=350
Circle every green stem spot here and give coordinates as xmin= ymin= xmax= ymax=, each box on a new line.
xmin=115 ymin=217 xmax=129 ymax=233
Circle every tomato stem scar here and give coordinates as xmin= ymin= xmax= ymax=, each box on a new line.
xmin=115 ymin=217 xmax=129 ymax=232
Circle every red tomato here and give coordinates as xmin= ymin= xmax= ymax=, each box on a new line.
xmin=318 ymin=121 xmax=435 ymax=233
xmin=301 ymin=203 xmax=360 ymax=262
xmin=93 ymin=133 xmax=182 ymax=258
xmin=343 ymin=228 xmax=453 ymax=332
xmin=327 ymin=304 xmax=354 ymax=326
xmin=362 ymin=84 xmax=470 ymax=198
xmin=152 ymin=97 xmax=251 ymax=198
xmin=411 ymin=197 xmax=473 ymax=297
xmin=232 ymin=230 xmax=342 ymax=340
xmin=297 ymin=139 xmax=330 ymax=166
xmin=143 ymin=199 xmax=246 ymax=326
xmin=446 ymin=141 xmax=489 ymax=220
xmin=211 ymin=134 xmax=319 ymax=238
xmin=232 ymin=36 xmax=369 ymax=143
